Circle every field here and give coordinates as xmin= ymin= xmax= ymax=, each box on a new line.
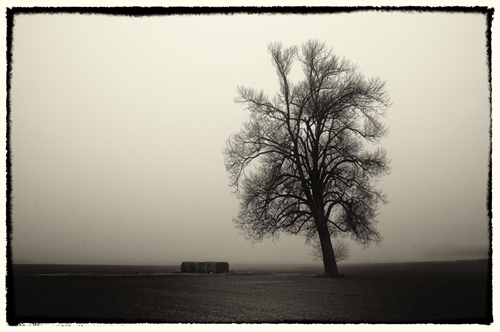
xmin=8 ymin=259 xmax=491 ymax=324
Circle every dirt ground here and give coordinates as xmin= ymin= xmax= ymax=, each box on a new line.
xmin=9 ymin=260 xmax=491 ymax=324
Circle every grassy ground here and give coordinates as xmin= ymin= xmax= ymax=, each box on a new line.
xmin=9 ymin=260 xmax=491 ymax=324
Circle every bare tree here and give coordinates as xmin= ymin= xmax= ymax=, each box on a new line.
xmin=308 ymin=237 xmax=351 ymax=263
xmin=223 ymin=40 xmax=391 ymax=277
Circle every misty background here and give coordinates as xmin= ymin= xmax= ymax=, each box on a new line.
xmin=9 ymin=12 xmax=490 ymax=266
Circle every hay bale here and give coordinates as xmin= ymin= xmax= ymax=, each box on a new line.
xmin=181 ymin=262 xmax=229 ymax=274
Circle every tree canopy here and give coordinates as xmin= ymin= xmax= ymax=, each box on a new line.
xmin=223 ymin=40 xmax=391 ymax=276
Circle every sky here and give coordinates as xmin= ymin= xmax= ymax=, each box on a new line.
xmin=8 ymin=8 xmax=491 ymax=266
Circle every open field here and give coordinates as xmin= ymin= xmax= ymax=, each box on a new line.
xmin=8 ymin=260 xmax=491 ymax=324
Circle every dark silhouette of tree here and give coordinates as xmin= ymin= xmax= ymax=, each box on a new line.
xmin=308 ymin=237 xmax=351 ymax=263
xmin=223 ymin=40 xmax=391 ymax=277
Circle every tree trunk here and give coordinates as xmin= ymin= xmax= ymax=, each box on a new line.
xmin=316 ymin=216 xmax=341 ymax=277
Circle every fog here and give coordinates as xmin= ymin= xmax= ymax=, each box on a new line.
xmin=9 ymin=10 xmax=490 ymax=266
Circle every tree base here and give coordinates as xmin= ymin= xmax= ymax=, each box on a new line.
xmin=316 ymin=273 xmax=348 ymax=279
